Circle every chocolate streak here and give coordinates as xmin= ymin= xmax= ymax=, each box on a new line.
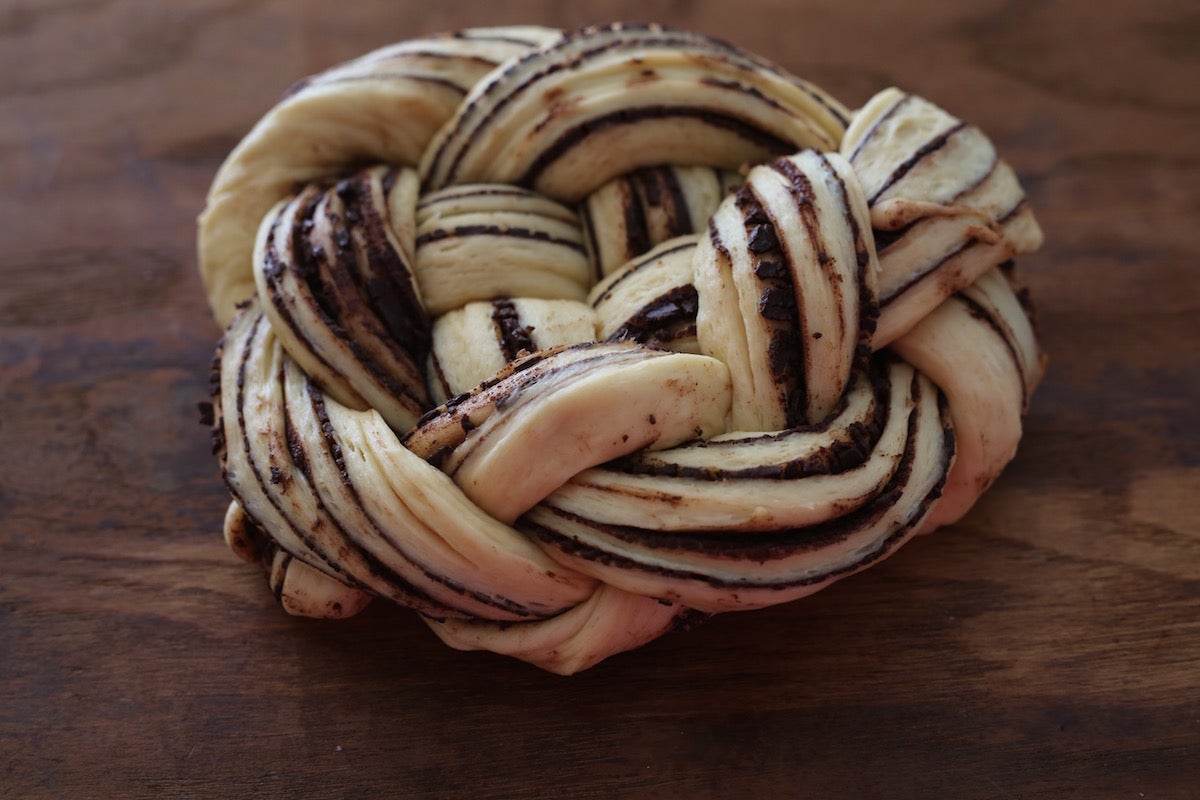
xmin=733 ymin=180 xmax=809 ymax=426
xmin=416 ymin=224 xmax=584 ymax=251
xmin=336 ymin=170 xmax=430 ymax=362
xmin=229 ymin=314 xmax=367 ymax=590
xmin=868 ymin=122 xmax=967 ymax=205
xmin=607 ymin=284 xmax=699 ymax=345
xmin=519 ymin=106 xmax=797 ymax=189
xmin=303 ymin=380 xmax=543 ymax=618
xmin=260 ymin=176 xmax=429 ymax=413
xmin=491 ymin=298 xmax=537 ymax=361
xmin=524 ymin=370 xmax=955 ymax=589
xmin=590 ymin=239 xmax=695 ymax=306
xmin=608 ymin=364 xmax=890 ymax=480
xmin=955 ymin=293 xmax=1030 ymax=405
xmin=426 ymin=27 xmax=754 ymax=186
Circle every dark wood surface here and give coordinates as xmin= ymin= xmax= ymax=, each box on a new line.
xmin=3 ymin=1 xmax=1197 ymax=797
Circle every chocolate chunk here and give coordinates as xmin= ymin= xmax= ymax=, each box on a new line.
xmin=747 ymin=224 xmax=778 ymax=253
xmin=758 ymin=286 xmax=795 ymax=321
xmin=754 ymin=259 xmax=787 ymax=280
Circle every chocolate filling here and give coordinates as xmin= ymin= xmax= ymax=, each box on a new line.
xmin=607 ymin=284 xmax=699 ymax=345
xmin=956 ymin=293 xmax=1029 ymax=404
xmin=868 ymin=122 xmax=968 ymax=205
xmin=427 ymin=26 xmax=741 ymax=186
xmin=632 ymin=165 xmax=695 ymax=241
xmin=304 ymin=378 xmax=545 ymax=618
xmin=519 ymin=105 xmax=798 ymax=189
xmin=608 ymin=363 xmax=890 ymax=480
xmin=845 ymin=92 xmax=913 ymax=165
xmin=336 ymin=171 xmax=431 ymax=362
xmin=416 ymin=223 xmax=584 ymax=252
xmin=230 ymin=315 xmax=366 ymax=588
xmin=524 ymin=368 xmax=954 ymax=589
xmin=297 ymin=183 xmax=427 ymax=409
xmin=590 ymin=238 xmax=695 ymax=306
xmin=620 ymin=178 xmax=652 ymax=258
xmin=491 ymin=298 xmax=537 ymax=361
xmin=735 ymin=180 xmax=809 ymax=426
xmin=260 ymin=182 xmax=428 ymax=415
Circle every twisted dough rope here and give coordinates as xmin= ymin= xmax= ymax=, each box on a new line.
xmin=198 ymin=23 xmax=1045 ymax=674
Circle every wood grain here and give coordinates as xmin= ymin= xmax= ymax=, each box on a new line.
xmin=2 ymin=1 xmax=1197 ymax=797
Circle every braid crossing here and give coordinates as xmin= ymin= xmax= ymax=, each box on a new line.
xmin=199 ymin=23 xmax=1044 ymax=674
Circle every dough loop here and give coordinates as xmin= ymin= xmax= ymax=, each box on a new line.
xmin=199 ymin=24 xmax=1044 ymax=674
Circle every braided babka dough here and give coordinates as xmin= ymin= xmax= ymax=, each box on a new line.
xmin=199 ymin=23 xmax=1045 ymax=674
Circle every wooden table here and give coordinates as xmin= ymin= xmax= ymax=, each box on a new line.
xmin=3 ymin=1 xmax=1197 ymax=797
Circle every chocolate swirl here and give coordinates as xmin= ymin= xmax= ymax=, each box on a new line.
xmin=199 ymin=23 xmax=1045 ymax=674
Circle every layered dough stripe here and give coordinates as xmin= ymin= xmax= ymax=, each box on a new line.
xmin=891 ymin=266 xmax=1045 ymax=531
xmin=581 ymin=165 xmax=741 ymax=277
xmin=198 ymin=24 xmax=1047 ymax=674
xmin=404 ymin=341 xmax=732 ymax=523
xmin=414 ymin=184 xmax=591 ymax=314
xmin=842 ymin=88 xmax=1044 ymax=346
xmin=523 ymin=362 xmax=954 ymax=612
xmin=425 ymin=297 xmax=595 ymax=403
xmin=285 ymin=26 xmax=563 ymax=98
xmin=199 ymin=27 xmax=564 ymax=327
xmin=215 ymin=305 xmax=597 ymax=621
xmin=420 ymin=22 xmax=850 ymax=201
xmin=534 ymin=361 xmax=927 ymax=533
xmin=695 ymin=150 xmax=878 ymax=431
xmin=604 ymin=366 xmax=889 ymax=481
xmin=254 ymin=166 xmax=430 ymax=431
xmin=590 ymin=236 xmax=702 ymax=351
